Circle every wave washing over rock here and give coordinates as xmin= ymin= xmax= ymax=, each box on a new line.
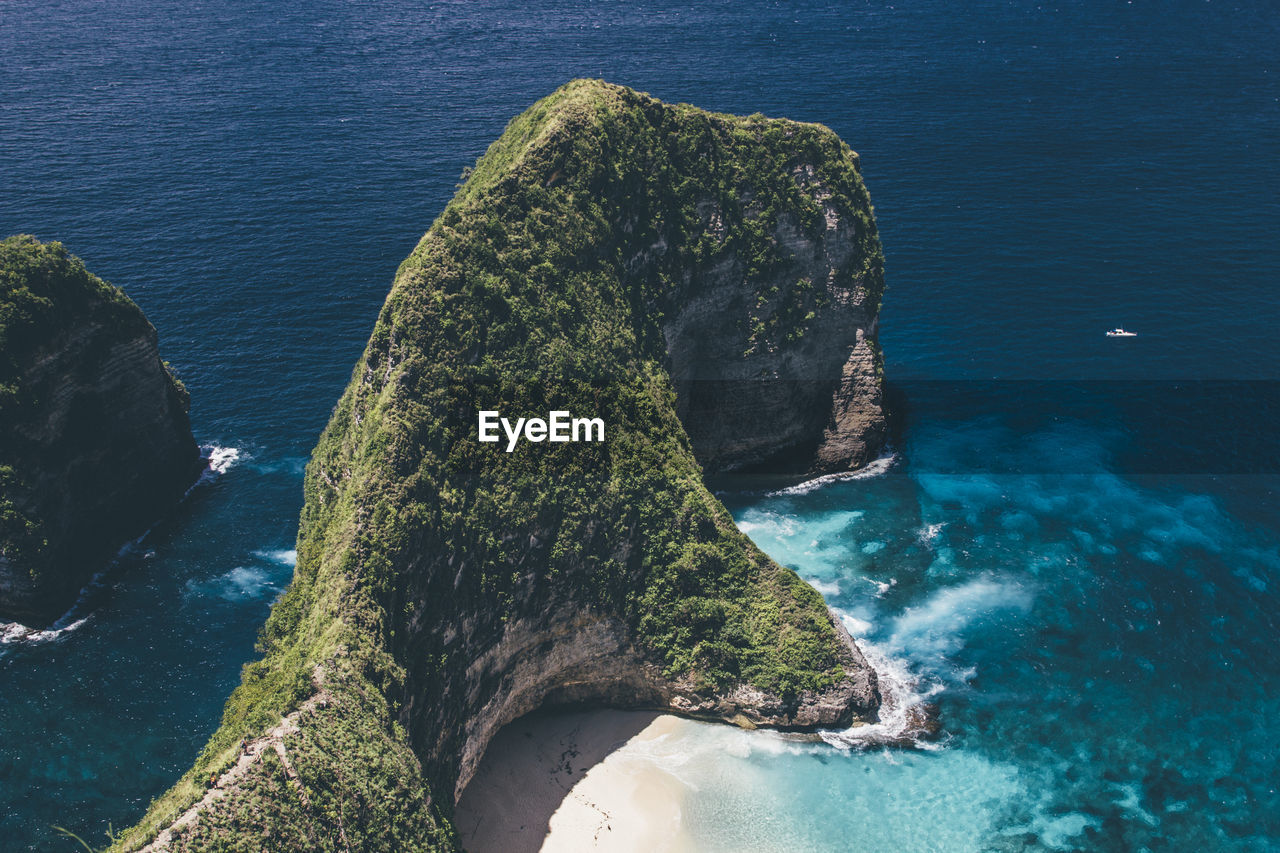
xmin=820 ymin=636 xmax=943 ymax=750
xmin=114 ymin=80 xmax=892 ymax=851
xmin=769 ymin=451 xmax=899 ymax=496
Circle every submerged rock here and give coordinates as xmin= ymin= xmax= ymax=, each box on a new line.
xmin=0 ymin=236 xmax=201 ymax=626
xmin=117 ymin=80 xmax=888 ymax=851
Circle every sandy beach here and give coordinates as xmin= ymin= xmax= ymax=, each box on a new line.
xmin=455 ymin=709 xmax=697 ymax=852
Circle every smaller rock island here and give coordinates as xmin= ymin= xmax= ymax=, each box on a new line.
xmin=0 ymin=235 xmax=202 ymax=626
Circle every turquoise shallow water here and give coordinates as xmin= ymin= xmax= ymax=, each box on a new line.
xmin=1 ymin=0 xmax=1277 ymax=849
xmin=716 ymin=425 xmax=1280 ymax=850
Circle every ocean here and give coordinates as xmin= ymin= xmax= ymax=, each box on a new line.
xmin=1 ymin=0 xmax=1277 ymax=849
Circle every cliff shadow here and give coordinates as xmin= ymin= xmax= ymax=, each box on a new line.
xmin=453 ymin=708 xmax=662 ymax=852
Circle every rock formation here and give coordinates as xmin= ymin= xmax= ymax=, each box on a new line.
xmin=116 ymin=80 xmax=888 ymax=852
xmin=663 ymin=167 xmax=886 ymax=475
xmin=0 ymin=235 xmax=201 ymax=625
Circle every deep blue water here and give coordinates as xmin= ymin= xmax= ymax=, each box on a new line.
xmin=1 ymin=1 xmax=1277 ymax=850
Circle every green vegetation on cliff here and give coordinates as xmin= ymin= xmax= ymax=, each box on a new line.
xmin=1 ymin=236 xmax=151 ymax=407
xmin=116 ymin=80 xmax=884 ymax=851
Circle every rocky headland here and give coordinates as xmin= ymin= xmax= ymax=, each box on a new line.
xmin=115 ymin=80 xmax=889 ymax=852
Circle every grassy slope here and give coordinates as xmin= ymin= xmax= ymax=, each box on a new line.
xmin=114 ymin=80 xmax=884 ymax=852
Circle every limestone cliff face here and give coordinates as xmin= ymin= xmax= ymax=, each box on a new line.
xmin=0 ymin=236 xmax=201 ymax=625
xmin=418 ymin=587 xmax=879 ymax=808
xmin=117 ymin=81 xmax=887 ymax=853
xmin=444 ymin=600 xmax=877 ymax=801
xmin=658 ymin=163 xmax=886 ymax=475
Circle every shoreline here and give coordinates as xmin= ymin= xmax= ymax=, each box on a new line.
xmin=455 ymin=709 xmax=695 ymax=852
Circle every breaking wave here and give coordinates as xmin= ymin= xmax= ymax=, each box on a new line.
xmin=189 ymin=444 xmax=242 ymax=492
xmin=821 ymin=612 xmax=945 ymax=750
xmin=206 ymin=445 xmax=241 ymax=474
xmin=0 ymin=614 xmax=91 ymax=645
xmin=769 ymin=451 xmax=899 ymax=496
xmin=252 ymin=548 xmax=297 ymax=567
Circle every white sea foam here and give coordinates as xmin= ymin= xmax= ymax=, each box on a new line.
xmin=860 ymin=576 xmax=896 ymax=597
xmin=207 ymin=445 xmax=241 ymax=473
xmin=221 ymin=566 xmax=277 ymax=599
xmin=186 ymin=546 xmax=295 ymax=603
xmin=767 ymin=451 xmax=898 ymax=496
xmin=0 ymin=615 xmax=90 ymax=644
xmin=187 ymin=444 xmax=244 ymax=494
xmin=734 ymin=513 xmax=800 ymax=538
xmin=253 ymin=548 xmax=298 ymax=567
xmin=188 ymin=565 xmax=280 ymax=602
xmin=820 ymin=631 xmax=944 ymax=751
xmin=807 ymin=577 xmax=841 ymax=596
xmin=917 ymin=521 xmax=945 ymax=546
xmin=887 ymin=576 xmax=1033 ymax=664
xmin=0 ymin=569 xmax=107 ymax=644
xmin=840 ymin=611 xmax=875 ymax=635
xmin=198 ymin=445 xmax=242 ymax=480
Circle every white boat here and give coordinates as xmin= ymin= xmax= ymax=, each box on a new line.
xmin=1106 ymin=328 xmax=1137 ymax=337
